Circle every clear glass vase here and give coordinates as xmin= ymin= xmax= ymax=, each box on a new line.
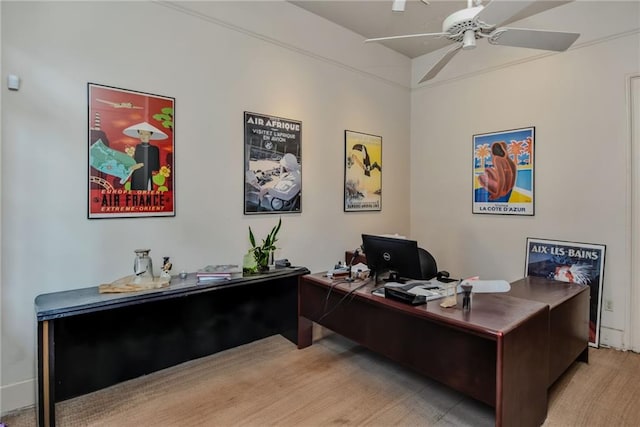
xmin=242 ymin=252 xmax=257 ymax=274
xmin=133 ymin=249 xmax=154 ymax=282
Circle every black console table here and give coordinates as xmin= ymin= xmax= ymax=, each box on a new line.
xmin=34 ymin=266 xmax=309 ymax=427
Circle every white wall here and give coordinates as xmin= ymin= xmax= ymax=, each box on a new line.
xmin=0 ymin=0 xmax=4 ymax=415
xmin=631 ymin=75 xmax=640 ymax=352
xmin=410 ymin=1 xmax=640 ymax=349
xmin=0 ymin=1 xmax=411 ymax=412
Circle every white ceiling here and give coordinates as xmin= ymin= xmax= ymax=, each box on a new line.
xmin=288 ymin=0 xmax=572 ymax=58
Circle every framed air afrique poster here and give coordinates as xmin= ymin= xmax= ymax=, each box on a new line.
xmin=243 ymin=111 xmax=302 ymax=214
xmin=88 ymin=83 xmax=175 ymax=218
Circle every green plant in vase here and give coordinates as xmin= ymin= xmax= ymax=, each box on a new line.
xmin=247 ymin=218 xmax=281 ymax=273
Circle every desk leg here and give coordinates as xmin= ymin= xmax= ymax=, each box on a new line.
xmin=297 ymin=280 xmax=313 ymax=349
xmin=578 ymin=346 xmax=589 ymax=363
xmin=297 ymin=316 xmax=313 ymax=349
xmin=37 ymin=320 xmax=55 ymax=427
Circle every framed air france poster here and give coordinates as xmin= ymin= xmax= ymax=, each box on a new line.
xmin=88 ymin=83 xmax=175 ymax=218
xmin=473 ymin=126 xmax=534 ymax=215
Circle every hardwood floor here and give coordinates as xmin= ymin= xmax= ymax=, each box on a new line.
xmin=2 ymin=331 xmax=639 ymax=426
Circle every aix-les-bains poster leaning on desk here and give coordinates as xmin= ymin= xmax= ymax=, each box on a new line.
xmin=525 ymin=237 xmax=606 ymax=348
xmin=473 ymin=126 xmax=534 ymax=216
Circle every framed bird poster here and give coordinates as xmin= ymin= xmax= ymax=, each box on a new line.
xmin=88 ymin=83 xmax=175 ymax=218
xmin=473 ymin=126 xmax=534 ymax=215
xmin=344 ymin=130 xmax=382 ymax=212
xmin=525 ymin=237 xmax=606 ymax=347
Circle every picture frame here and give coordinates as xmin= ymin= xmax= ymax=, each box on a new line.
xmin=88 ymin=83 xmax=175 ymax=219
xmin=243 ymin=112 xmax=302 ymax=214
xmin=524 ymin=237 xmax=606 ymax=347
xmin=344 ymin=130 xmax=382 ymax=212
xmin=473 ymin=126 xmax=534 ymax=215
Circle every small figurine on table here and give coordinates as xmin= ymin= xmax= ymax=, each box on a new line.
xmin=161 ymin=256 xmax=172 ymax=279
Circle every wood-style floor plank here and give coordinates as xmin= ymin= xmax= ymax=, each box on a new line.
xmin=2 ymin=332 xmax=639 ymax=426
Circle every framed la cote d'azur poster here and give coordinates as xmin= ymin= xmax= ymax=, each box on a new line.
xmin=473 ymin=126 xmax=534 ymax=216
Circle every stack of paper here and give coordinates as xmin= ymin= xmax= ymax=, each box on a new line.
xmin=196 ymin=264 xmax=242 ymax=283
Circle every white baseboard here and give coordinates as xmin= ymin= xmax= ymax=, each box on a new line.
xmin=599 ymin=327 xmax=625 ymax=349
xmin=0 ymin=378 xmax=35 ymax=415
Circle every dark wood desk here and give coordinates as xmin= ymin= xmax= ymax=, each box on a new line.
xmin=35 ymin=267 xmax=309 ymax=427
xmin=506 ymin=276 xmax=589 ymax=386
xmin=298 ymin=273 xmax=550 ymax=427
xmin=342 ymin=258 xmax=590 ymax=383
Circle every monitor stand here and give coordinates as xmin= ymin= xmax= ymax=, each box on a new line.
xmin=382 ymin=270 xmax=406 ymax=284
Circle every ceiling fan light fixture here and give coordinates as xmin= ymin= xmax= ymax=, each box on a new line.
xmin=462 ymin=29 xmax=476 ymax=50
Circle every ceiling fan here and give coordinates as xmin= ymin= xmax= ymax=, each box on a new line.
xmin=367 ymin=0 xmax=580 ymax=83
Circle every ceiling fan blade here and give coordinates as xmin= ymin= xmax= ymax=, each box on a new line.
xmin=392 ymin=0 xmax=430 ymax=12
xmin=475 ymin=0 xmax=538 ymax=27
xmin=419 ymin=44 xmax=463 ymax=83
xmin=365 ymin=31 xmax=450 ymax=43
xmin=392 ymin=0 xmax=406 ymax=12
xmin=489 ymin=27 xmax=580 ymax=51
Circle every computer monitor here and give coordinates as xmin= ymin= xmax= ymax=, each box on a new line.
xmin=361 ymin=234 xmax=423 ymax=283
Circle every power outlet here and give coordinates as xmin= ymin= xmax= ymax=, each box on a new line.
xmin=604 ymin=299 xmax=614 ymax=312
